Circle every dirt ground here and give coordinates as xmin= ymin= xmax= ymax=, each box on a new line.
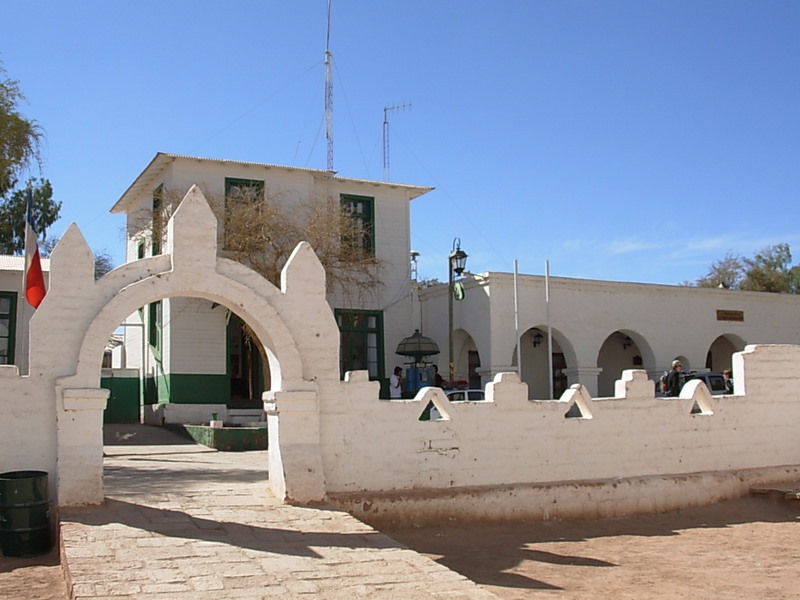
xmin=384 ymin=495 xmax=800 ymax=600
xmin=1 ymin=495 xmax=798 ymax=599
xmin=0 ymin=546 xmax=68 ymax=600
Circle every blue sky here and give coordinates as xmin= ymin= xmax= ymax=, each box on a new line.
xmin=3 ymin=1 xmax=799 ymax=285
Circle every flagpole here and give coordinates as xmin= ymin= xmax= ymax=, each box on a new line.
xmin=24 ymin=181 xmax=47 ymax=308
xmin=546 ymin=260 xmax=553 ymax=398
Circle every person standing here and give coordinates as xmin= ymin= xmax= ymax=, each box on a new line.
xmin=723 ymin=369 xmax=734 ymax=394
xmin=390 ymin=366 xmax=403 ymax=399
xmin=667 ymin=360 xmax=684 ymax=397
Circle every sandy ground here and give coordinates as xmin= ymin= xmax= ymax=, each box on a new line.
xmin=2 ymin=495 xmax=798 ymax=599
xmin=0 ymin=547 xmax=68 ymax=600
xmin=384 ymin=495 xmax=800 ymax=600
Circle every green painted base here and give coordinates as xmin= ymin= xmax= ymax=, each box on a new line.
xmin=175 ymin=424 xmax=267 ymax=452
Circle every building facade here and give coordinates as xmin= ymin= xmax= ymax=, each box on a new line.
xmin=111 ymin=153 xmax=432 ymax=411
xmin=419 ymin=271 xmax=800 ymax=398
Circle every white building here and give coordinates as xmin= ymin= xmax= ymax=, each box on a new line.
xmin=0 ymin=254 xmax=50 ymax=375
xmin=108 ymin=152 xmax=800 ymax=417
xmin=419 ymin=271 xmax=800 ymax=397
xmin=111 ymin=153 xmax=432 ymax=413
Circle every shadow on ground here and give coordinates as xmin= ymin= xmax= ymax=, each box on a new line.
xmin=382 ymin=496 xmax=800 ymax=594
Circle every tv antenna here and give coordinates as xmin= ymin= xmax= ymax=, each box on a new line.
xmin=383 ymin=103 xmax=411 ymax=181
xmin=324 ymin=0 xmax=334 ymax=171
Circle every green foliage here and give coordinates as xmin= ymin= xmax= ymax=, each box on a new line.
xmin=740 ymin=243 xmax=800 ymax=294
xmin=692 ymin=243 xmax=800 ymax=293
xmin=0 ymin=178 xmax=61 ymax=254
xmin=0 ymin=62 xmax=42 ymax=196
xmin=694 ymin=251 xmax=744 ymax=289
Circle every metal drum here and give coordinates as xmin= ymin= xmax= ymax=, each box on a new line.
xmin=0 ymin=471 xmax=52 ymax=557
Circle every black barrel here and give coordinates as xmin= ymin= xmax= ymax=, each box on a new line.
xmin=0 ymin=470 xmax=52 ymax=557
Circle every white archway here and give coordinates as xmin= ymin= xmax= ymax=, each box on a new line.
xmin=26 ymin=186 xmax=342 ymax=506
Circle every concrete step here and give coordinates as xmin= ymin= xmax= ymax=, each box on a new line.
xmin=228 ymin=408 xmax=265 ymax=426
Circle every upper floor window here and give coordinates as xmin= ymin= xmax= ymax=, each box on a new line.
xmin=340 ymin=194 xmax=375 ymax=258
xmin=224 ymin=178 xmax=265 ymax=250
xmin=0 ymin=292 xmax=17 ymax=365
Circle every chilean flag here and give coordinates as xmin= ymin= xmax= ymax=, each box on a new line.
xmin=24 ymin=185 xmax=47 ymax=308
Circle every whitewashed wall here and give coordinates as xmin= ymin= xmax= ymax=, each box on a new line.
xmin=320 ymin=344 xmax=800 ymax=524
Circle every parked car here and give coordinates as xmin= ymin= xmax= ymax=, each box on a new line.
xmin=445 ymin=389 xmax=486 ymax=402
xmin=682 ymin=372 xmax=728 ymax=395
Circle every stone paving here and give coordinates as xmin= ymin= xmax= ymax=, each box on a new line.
xmin=59 ymin=425 xmax=497 ymax=599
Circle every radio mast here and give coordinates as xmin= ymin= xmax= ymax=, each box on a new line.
xmin=382 ymin=103 xmax=411 ymax=181
xmin=324 ymin=0 xmax=334 ymax=172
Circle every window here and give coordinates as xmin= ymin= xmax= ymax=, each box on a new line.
xmin=152 ymin=184 xmax=163 ymax=255
xmin=0 ymin=292 xmax=17 ymax=365
xmin=224 ymin=178 xmax=265 ymax=250
xmin=148 ymin=300 xmax=162 ymax=355
xmin=340 ymin=194 xmax=375 ymax=258
xmin=335 ymin=309 xmax=384 ymax=380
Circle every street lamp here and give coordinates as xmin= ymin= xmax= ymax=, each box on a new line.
xmin=448 ymin=238 xmax=468 ymax=385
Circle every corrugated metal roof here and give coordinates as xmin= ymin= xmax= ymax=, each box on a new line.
xmin=0 ymin=255 xmax=51 ymax=271
xmin=111 ymin=152 xmax=435 ymax=214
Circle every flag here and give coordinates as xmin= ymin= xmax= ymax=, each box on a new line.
xmin=24 ymin=185 xmax=46 ymax=308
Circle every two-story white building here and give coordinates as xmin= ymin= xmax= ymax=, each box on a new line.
xmin=110 ymin=153 xmax=432 ymax=415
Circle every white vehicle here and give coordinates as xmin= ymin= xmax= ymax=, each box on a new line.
xmin=445 ymin=389 xmax=486 ymax=402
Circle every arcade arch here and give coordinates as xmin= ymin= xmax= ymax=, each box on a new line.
xmin=705 ymin=334 xmax=746 ymax=372
xmin=517 ymin=327 xmax=577 ymax=399
xmin=596 ymin=330 xmax=655 ymax=397
xmin=452 ymin=328 xmax=482 ymax=389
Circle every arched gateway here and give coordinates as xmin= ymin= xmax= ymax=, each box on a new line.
xmin=16 ymin=186 xmax=349 ymax=506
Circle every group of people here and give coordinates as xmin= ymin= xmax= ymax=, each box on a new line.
xmin=389 ymin=365 xmax=446 ymax=399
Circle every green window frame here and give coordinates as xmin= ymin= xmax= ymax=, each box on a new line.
xmin=0 ymin=292 xmax=17 ymax=365
xmin=148 ymin=300 xmax=162 ymax=356
xmin=340 ymin=194 xmax=375 ymax=258
xmin=224 ymin=177 xmax=265 ymax=250
xmin=335 ymin=308 xmax=384 ymax=380
xmin=152 ymin=184 xmax=163 ymax=256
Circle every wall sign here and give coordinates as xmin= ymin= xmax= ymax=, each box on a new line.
xmin=716 ymin=309 xmax=744 ymax=322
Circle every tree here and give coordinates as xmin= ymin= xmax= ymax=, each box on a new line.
xmin=694 ymin=251 xmax=744 ymax=289
xmin=0 ymin=178 xmax=61 ymax=254
xmin=691 ymin=243 xmax=800 ymax=293
xmin=740 ymin=243 xmax=800 ymax=294
xmin=148 ymin=185 xmax=383 ymax=300
xmin=0 ymin=62 xmax=60 ymax=254
xmin=0 ymin=61 xmax=42 ymax=196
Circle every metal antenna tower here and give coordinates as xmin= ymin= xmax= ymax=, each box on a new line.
xmin=382 ymin=103 xmax=411 ymax=181
xmin=324 ymin=0 xmax=334 ymax=171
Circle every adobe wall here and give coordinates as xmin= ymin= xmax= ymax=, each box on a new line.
xmin=320 ymin=344 xmax=800 ymax=525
